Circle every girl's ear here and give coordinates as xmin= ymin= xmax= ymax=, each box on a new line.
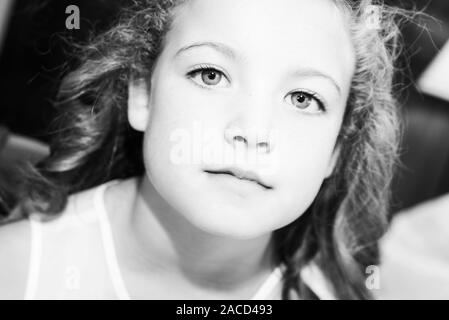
xmin=325 ymin=145 xmax=340 ymax=178
xmin=128 ymin=78 xmax=150 ymax=132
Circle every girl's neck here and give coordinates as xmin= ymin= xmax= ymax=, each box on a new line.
xmin=111 ymin=175 xmax=275 ymax=288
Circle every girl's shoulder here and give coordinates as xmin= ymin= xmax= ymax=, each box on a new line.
xmin=381 ymin=194 xmax=449 ymax=256
xmin=0 ymin=180 xmax=119 ymax=299
xmin=0 ymin=218 xmax=31 ymax=299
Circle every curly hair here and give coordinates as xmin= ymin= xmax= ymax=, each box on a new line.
xmin=5 ymin=0 xmax=412 ymax=299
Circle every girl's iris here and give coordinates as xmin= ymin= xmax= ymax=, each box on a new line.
xmin=291 ymin=92 xmax=312 ymax=109
xmin=201 ymin=69 xmax=222 ymax=85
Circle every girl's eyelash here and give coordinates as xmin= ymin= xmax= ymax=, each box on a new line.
xmin=186 ymin=64 xmax=228 ymax=80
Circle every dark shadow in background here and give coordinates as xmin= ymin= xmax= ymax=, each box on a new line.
xmin=0 ymin=0 xmax=449 ymax=214
xmin=390 ymin=0 xmax=449 ymax=212
xmin=0 ymin=0 xmax=127 ymax=141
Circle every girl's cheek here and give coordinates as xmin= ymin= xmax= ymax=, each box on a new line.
xmin=278 ymin=121 xmax=340 ymax=172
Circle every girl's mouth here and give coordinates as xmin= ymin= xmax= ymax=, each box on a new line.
xmin=203 ymin=167 xmax=273 ymax=190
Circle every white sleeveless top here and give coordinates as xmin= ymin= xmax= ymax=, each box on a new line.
xmin=24 ymin=180 xmax=334 ymax=300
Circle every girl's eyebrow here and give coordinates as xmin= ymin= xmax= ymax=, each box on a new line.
xmin=290 ymin=69 xmax=342 ymax=97
xmin=174 ymin=41 xmax=237 ymax=60
xmin=175 ymin=41 xmax=341 ymax=97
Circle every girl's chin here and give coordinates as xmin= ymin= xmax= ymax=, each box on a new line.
xmin=196 ymin=226 xmax=271 ymax=240
xmin=184 ymin=210 xmax=277 ymax=239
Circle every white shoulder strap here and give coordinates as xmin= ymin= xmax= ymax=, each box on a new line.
xmin=93 ymin=180 xmax=131 ymax=300
xmin=251 ymin=265 xmax=284 ymax=300
xmin=24 ymin=215 xmax=43 ymax=300
xmin=301 ymin=263 xmax=336 ymax=300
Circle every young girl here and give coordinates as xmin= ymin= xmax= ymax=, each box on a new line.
xmin=0 ymin=0 xmax=404 ymax=299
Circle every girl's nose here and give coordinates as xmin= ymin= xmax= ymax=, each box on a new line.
xmin=224 ymin=124 xmax=274 ymax=154
xmin=224 ymin=91 xmax=277 ymax=153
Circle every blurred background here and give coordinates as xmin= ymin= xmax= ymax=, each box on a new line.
xmin=0 ymin=0 xmax=448 ymax=218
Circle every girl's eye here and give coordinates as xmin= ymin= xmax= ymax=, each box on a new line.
xmin=287 ymin=91 xmax=325 ymax=113
xmin=187 ymin=66 xmax=229 ymax=88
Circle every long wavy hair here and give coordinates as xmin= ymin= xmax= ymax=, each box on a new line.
xmin=3 ymin=0 xmax=411 ymax=299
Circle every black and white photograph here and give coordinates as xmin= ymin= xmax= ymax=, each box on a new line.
xmin=0 ymin=0 xmax=449 ymax=303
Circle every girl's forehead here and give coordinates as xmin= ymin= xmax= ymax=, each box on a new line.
xmin=172 ymin=0 xmax=350 ymax=42
xmin=171 ymin=0 xmax=350 ymax=41
xmin=168 ymin=0 xmax=355 ymax=86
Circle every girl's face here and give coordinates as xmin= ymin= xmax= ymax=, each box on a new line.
xmin=128 ymin=0 xmax=355 ymax=239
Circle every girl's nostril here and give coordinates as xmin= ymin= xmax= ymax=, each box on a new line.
xmin=233 ymin=136 xmax=247 ymax=144
xmin=257 ymin=142 xmax=269 ymax=152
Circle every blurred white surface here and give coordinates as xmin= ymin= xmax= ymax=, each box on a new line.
xmin=418 ymin=40 xmax=449 ymax=102
xmin=377 ymin=194 xmax=449 ymax=299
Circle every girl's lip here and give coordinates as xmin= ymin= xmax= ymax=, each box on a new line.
xmin=203 ymin=167 xmax=273 ymax=190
